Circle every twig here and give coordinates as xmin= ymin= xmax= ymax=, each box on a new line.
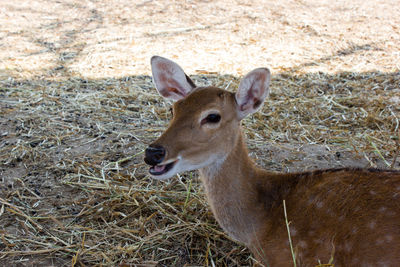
xmin=0 ymin=245 xmax=76 ymax=256
xmin=367 ymin=136 xmax=391 ymax=167
xmin=283 ymin=200 xmax=296 ymax=267
xmin=391 ymin=129 xmax=400 ymax=169
xmin=0 ymin=197 xmax=43 ymax=231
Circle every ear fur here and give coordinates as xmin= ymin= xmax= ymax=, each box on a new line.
xmin=235 ymin=68 xmax=271 ymax=119
xmin=151 ymin=56 xmax=196 ymax=101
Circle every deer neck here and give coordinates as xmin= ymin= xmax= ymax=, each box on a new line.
xmin=199 ymin=131 xmax=270 ymax=245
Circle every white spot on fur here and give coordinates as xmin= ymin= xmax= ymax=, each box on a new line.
xmin=370 ymin=190 xmax=377 ymax=195
xmin=386 ymin=210 xmax=396 ymax=217
xmin=316 ymin=201 xmax=324 ymax=209
xmin=298 ymin=240 xmax=308 ymax=249
xmin=325 ymin=208 xmax=334 ymax=216
xmin=290 ymin=227 xmax=297 ymax=237
xmin=344 ymin=242 xmax=352 ymax=252
xmin=368 ymin=221 xmax=377 ymax=229
xmin=314 ymin=238 xmax=324 ymax=245
xmin=385 ymin=235 xmax=394 ymax=242
xmin=296 ymin=250 xmax=304 ymax=259
xmin=351 ymin=258 xmax=360 ymax=264
xmin=378 ymin=260 xmax=391 ymax=267
xmin=379 ymin=206 xmax=387 ymax=213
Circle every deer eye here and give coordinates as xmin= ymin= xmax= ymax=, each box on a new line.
xmin=201 ymin=113 xmax=221 ymax=125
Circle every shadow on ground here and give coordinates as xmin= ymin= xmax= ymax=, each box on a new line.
xmin=0 ymin=68 xmax=399 ymax=266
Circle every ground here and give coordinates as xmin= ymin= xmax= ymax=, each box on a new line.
xmin=0 ymin=0 xmax=399 ymax=266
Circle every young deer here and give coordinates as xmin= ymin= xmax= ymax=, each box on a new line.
xmin=144 ymin=56 xmax=400 ymax=266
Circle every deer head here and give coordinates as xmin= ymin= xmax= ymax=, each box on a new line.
xmin=144 ymin=56 xmax=270 ymax=180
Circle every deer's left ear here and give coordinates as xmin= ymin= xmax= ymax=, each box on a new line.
xmin=235 ymin=68 xmax=271 ymax=119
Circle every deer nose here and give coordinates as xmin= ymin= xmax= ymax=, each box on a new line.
xmin=144 ymin=145 xmax=166 ymax=166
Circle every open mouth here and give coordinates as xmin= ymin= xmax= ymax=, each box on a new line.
xmin=149 ymin=160 xmax=178 ymax=176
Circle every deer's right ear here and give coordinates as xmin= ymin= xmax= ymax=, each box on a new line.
xmin=151 ymin=56 xmax=196 ymax=101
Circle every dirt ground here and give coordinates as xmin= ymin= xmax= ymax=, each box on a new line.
xmin=1 ymin=0 xmax=399 ymax=266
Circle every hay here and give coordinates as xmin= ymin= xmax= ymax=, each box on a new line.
xmin=1 ymin=0 xmax=399 ymax=266
xmin=0 ymin=75 xmax=254 ymax=266
xmin=1 ymin=70 xmax=399 ymax=266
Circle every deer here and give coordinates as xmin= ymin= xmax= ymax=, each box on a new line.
xmin=144 ymin=56 xmax=400 ymax=266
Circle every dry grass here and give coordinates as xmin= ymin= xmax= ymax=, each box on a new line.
xmin=0 ymin=0 xmax=399 ymax=266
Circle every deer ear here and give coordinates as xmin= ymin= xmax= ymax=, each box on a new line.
xmin=235 ymin=68 xmax=271 ymax=119
xmin=151 ymin=56 xmax=196 ymax=101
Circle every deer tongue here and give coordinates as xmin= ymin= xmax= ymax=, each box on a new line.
xmin=153 ymin=164 xmax=166 ymax=172
xmin=149 ymin=160 xmax=177 ymax=176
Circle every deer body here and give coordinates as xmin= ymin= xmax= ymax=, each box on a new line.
xmin=144 ymin=56 xmax=400 ymax=266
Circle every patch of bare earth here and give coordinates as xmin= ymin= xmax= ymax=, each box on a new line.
xmin=0 ymin=0 xmax=399 ymax=266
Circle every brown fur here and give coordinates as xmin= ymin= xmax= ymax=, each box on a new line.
xmin=149 ymin=86 xmax=400 ymax=266
xmin=147 ymin=56 xmax=400 ymax=266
